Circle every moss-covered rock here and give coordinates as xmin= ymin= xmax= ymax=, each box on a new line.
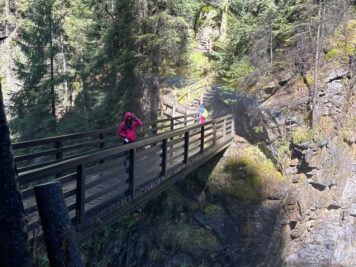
xmin=209 ymin=143 xmax=288 ymax=203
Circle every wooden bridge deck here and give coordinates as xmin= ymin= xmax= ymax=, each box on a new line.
xmin=17 ymin=115 xmax=233 ymax=238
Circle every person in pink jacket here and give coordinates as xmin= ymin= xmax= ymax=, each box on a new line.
xmin=118 ymin=112 xmax=143 ymax=144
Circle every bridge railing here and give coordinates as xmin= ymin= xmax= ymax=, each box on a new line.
xmin=176 ymin=75 xmax=214 ymax=104
xmin=13 ymin=114 xmax=198 ymax=174
xmin=19 ymin=114 xmax=233 ymax=234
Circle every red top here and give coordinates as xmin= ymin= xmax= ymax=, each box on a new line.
xmin=118 ymin=112 xmax=143 ymax=142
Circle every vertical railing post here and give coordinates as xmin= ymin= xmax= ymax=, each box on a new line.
xmin=55 ymin=141 xmax=63 ymax=178
xmin=170 ymin=118 xmax=174 ymax=131
xmin=184 ymin=132 xmax=190 ymax=164
xmin=152 ymin=122 xmax=158 ymax=135
xmin=187 ymin=87 xmax=191 ymax=102
xmin=129 ymin=148 xmax=136 ymax=199
xmin=213 ymin=120 xmax=217 ymax=146
xmin=76 ymin=164 xmax=85 ymax=224
xmin=99 ymin=133 xmax=105 ymax=149
xmin=172 ymin=103 xmax=176 ymax=117
xmin=223 ymin=118 xmax=227 ymax=140
xmin=200 ymin=125 xmax=205 ymax=153
xmin=99 ymin=133 xmax=105 ymax=164
xmin=55 ymin=141 xmax=63 ymax=160
xmin=231 ymin=117 xmax=234 ymax=137
xmin=162 ymin=139 xmax=167 ymax=178
xmin=184 ymin=115 xmax=188 ymax=126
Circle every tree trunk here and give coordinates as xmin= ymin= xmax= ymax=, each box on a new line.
xmin=312 ymin=0 xmax=325 ymax=127
xmin=49 ymin=3 xmax=56 ymax=131
xmin=60 ymin=34 xmax=71 ymax=110
xmin=34 ymin=182 xmax=83 ymax=267
xmin=0 ymin=80 xmax=32 ymax=267
xmin=150 ymin=75 xmax=160 ymax=121
xmin=150 ymin=42 xmax=161 ymax=121
xmin=80 ymin=51 xmax=92 ymax=125
xmin=270 ymin=21 xmax=273 ymax=67
xmin=313 ymin=0 xmax=324 ymax=88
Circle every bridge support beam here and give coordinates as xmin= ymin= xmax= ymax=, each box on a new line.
xmin=35 ymin=182 xmax=83 ymax=267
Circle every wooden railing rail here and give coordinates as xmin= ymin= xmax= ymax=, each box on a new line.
xmin=176 ymin=75 xmax=214 ymax=103
xmin=13 ymin=114 xmax=198 ymax=173
xmin=20 ymin=114 xmax=233 ymax=236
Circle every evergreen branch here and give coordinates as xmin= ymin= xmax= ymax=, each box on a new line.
xmin=105 ymin=4 xmax=116 ymax=20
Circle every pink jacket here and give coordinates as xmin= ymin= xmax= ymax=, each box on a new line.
xmin=118 ymin=112 xmax=143 ymax=142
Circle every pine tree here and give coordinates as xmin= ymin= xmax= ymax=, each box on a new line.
xmin=11 ymin=0 xmax=67 ymax=139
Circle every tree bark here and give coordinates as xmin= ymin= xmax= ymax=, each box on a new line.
xmin=60 ymin=34 xmax=71 ymax=110
xmin=313 ymin=0 xmax=324 ymax=88
xmin=0 ymin=80 xmax=32 ymax=267
xmin=270 ymin=21 xmax=273 ymax=67
xmin=312 ymin=0 xmax=325 ymax=127
xmin=49 ymin=2 xmax=56 ymax=131
xmin=34 ymin=181 xmax=83 ymax=267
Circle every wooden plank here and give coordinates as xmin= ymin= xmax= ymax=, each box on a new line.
xmin=85 ymin=181 xmax=129 ymax=204
xmin=85 ymin=172 xmax=129 ymax=191
xmin=86 ymin=156 xmax=127 ymax=174
xmin=167 ymin=151 xmax=185 ymax=165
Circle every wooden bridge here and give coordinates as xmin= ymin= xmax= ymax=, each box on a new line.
xmin=13 ymin=114 xmax=233 ymax=239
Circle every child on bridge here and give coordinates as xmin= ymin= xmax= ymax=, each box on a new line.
xmin=118 ymin=112 xmax=143 ymax=144
xmin=198 ymin=104 xmax=208 ymax=124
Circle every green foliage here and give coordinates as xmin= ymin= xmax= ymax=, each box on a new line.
xmin=11 ymin=0 xmax=68 ymax=140
xmin=187 ymin=51 xmax=211 ymax=78
xmin=203 ymin=204 xmax=225 ymax=217
xmin=160 ymin=223 xmax=218 ymax=253
xmin=210 ymin=145 xmax=285 ymax=203
xmin=276 ymin=140 xmax=290 ymax=160
xmin=253 ymin=126 xmax=264 ymax=134
xmin=292 ymin=126 xmax=313 ymax=144
xmin=341 ymin=115 xmax=356 ymax=141
xmin=221 ymin=57 xmax=255 ymax=87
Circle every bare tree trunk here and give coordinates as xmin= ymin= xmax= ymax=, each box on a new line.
xmin=35 ymin=182 xmax=83 ymax=267
xmin=49 ymin=3 xmax=56 ymax=132
xmin=60 ymin=34 xmax=71 ymax=110
xmin=136 ymin=0 xmax=148 ymax=19
xmin=79 ymin=50 xmax=92 ymax=125
xmin=313 ymin=0 xmax=324 ymax=88
xmin=270 ymin=21 xmax=273 ymax=67
xmin=0 ymin=80 xmax=32 ymax=267
xmin=312 ymin=0 xmax=325 ymax=127
xmin=150 ymin=75 xmax=160 ymax=121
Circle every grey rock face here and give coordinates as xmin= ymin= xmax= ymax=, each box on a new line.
xmin=233 ymin=61 xmax=356 ymax=266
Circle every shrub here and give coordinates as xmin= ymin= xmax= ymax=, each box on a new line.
xmin=210 ymin=145 xmax=286 ymax=203
xmin=160 ymin=224 xmax=218 ymax=253
xmin=292 ymin=126 xmax=312 ymax=144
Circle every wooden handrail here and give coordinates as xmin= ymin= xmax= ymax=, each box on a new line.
xmin=19 ymin=115 xmax=232 ymax=183
xmin=13 ymin=114 xmax=197 ymax=149
xmin=13 ymin=114 xmax=199 ymax=173
xmin=176 ymin=75 xmax=214 ymax=103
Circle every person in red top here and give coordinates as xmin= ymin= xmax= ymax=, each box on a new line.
xmin=118 ymin=112 xmax=143 ymax=144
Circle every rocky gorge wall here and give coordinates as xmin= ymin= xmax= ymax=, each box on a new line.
xmin=233 ymin=43 xmax=356 ymax=266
